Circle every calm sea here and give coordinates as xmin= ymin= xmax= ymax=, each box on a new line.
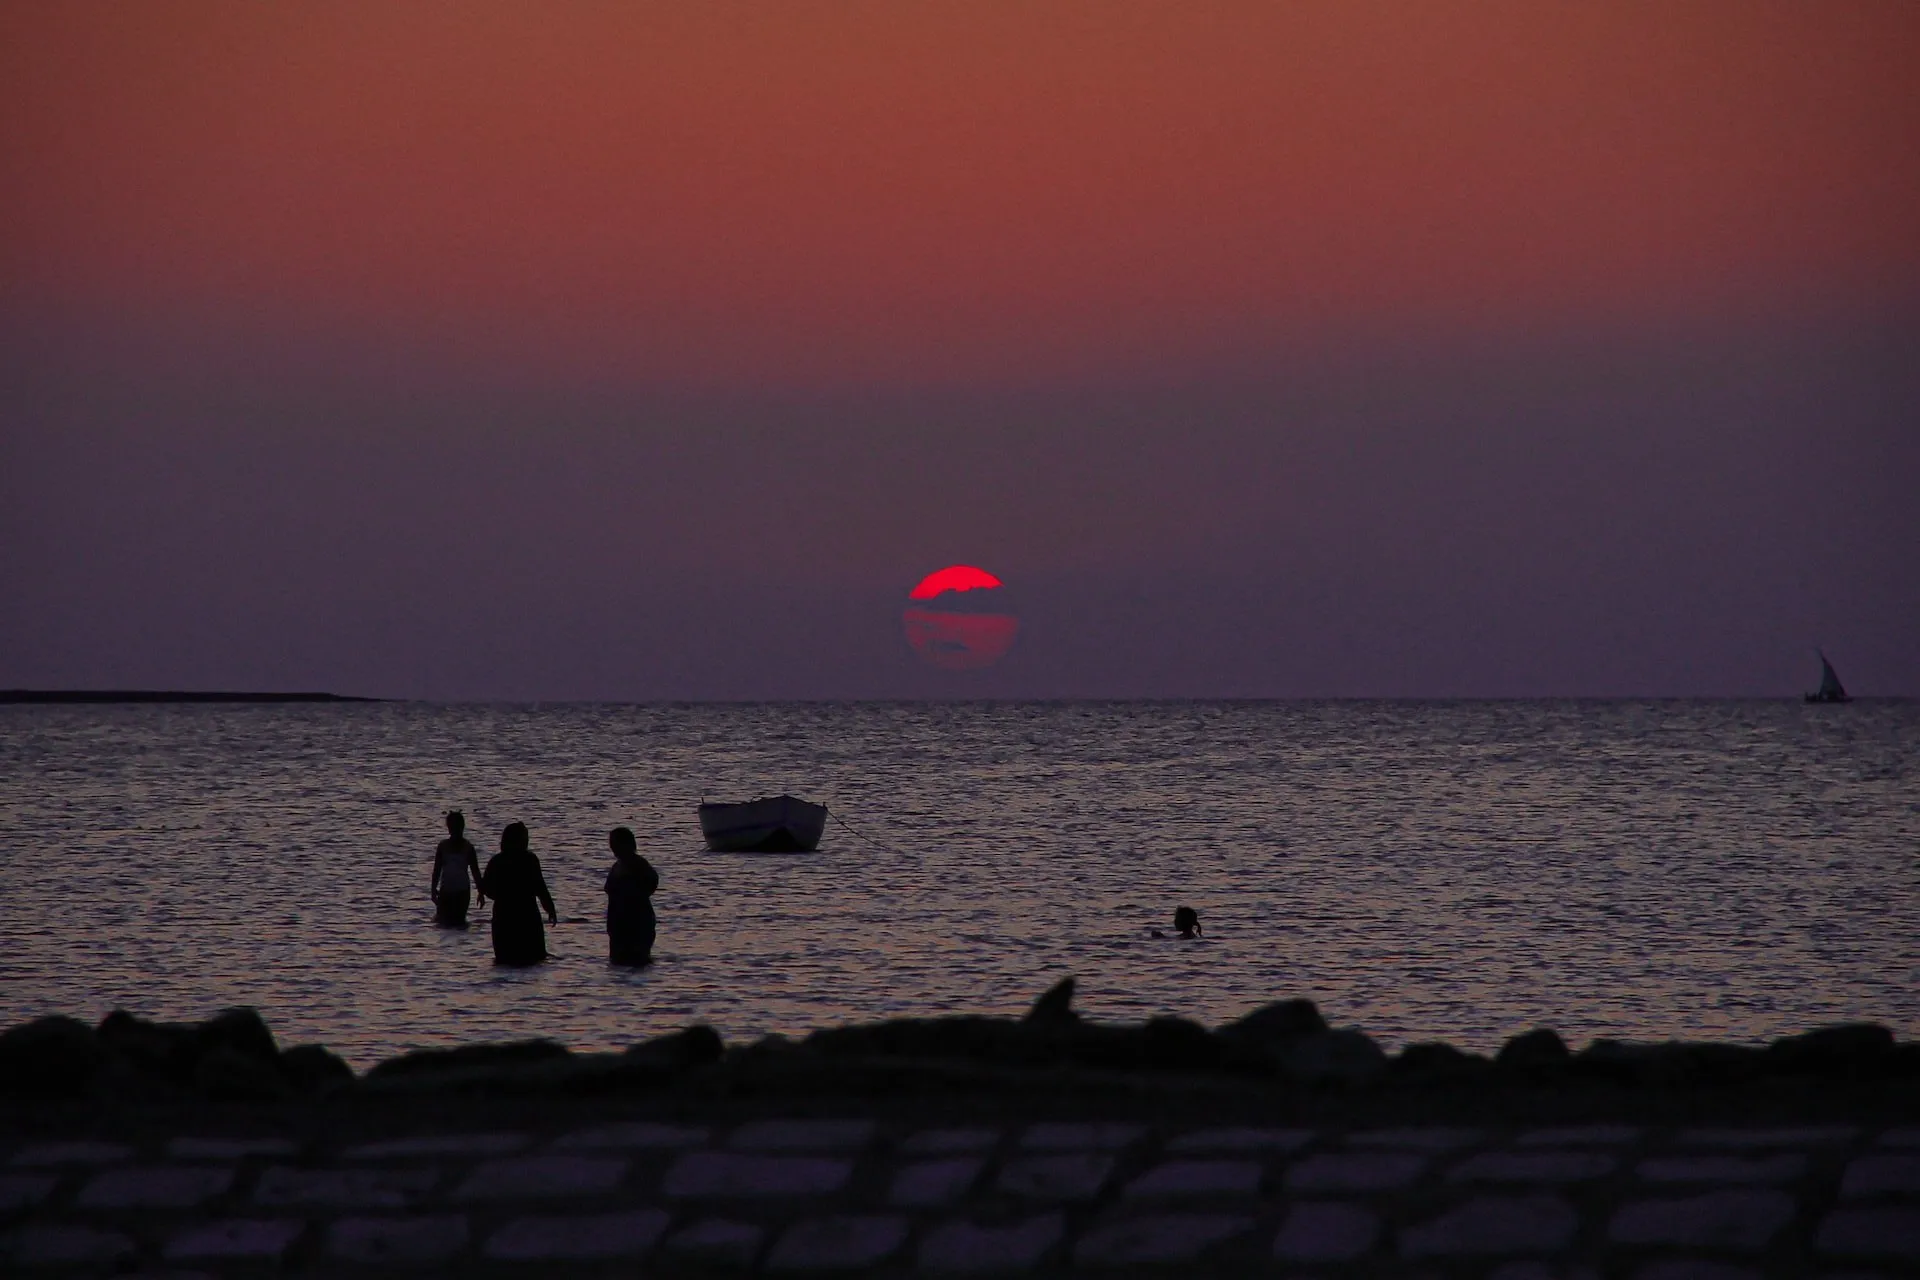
xmin=2 ymin=701 xmax=1915 ymax=1068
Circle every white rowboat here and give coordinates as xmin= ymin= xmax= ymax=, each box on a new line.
xmin=698 ymin=795 xmax=829 ymax=852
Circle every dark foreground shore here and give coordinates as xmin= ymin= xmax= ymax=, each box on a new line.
xmin=4 ymin=984 xmax=1917 ymax=1274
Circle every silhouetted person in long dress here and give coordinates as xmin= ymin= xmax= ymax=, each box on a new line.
xmin=604 ymin=827 xmax=659 ymax=966
xmin=480 ymin=822 xmax=555 ymax=966
xmin=430 ymin=811 xmax=484 ymax=927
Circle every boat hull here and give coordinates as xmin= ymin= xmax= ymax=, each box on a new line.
xmin=698 ymin=795 xmax=828 ymax=852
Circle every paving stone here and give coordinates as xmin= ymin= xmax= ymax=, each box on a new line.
xmin=1817 ymin=1208 xmax=1920 ymax=1261
xmin=552 ymin=1122 xmax=710 ymax=1150
xmin=891 ymin=1158 xmax=986 ymax=1207
xmin=918 ymin=1214 xmax=1065 ymax=1272
xmin=1637 ymin=1155 xmax=1806 ymax=1184
xmin=1124 ymin=1159 xmax=1263 ymax=1198
xmin=78 ymin=1165 xmax=234 ymax=1208
xmin=1634 ymin=1263 xmax=1762 ymax=1280
xmin=0 ymin=1224 xmax=137 ymax=1265
xmin=903 ymin=1128 xmax=1001 ymax=1155
xmin=164 ymin=1219 xmax=305 ymax=1261
xmin=1679 ymin=1127 xmax=1856 ymax=1148
xmin=0 ymin=1174 xmax=56 ymax=1210
xmin=1489 ymin=1263 xmax=1604 ymax=1280
xmin=666 ymin=1217 xmax=764 ymax=1268
xmin=9 ymin=1141 xmax=131 ymax=1167
xmin=730 ymin=1119 xmax=875 ymax=1151
xmin=167 ymin=1137 xmax=299 ymax=1160
xmin=1020 ymin=1122 xmax=1145 ymax=1151
xmin=997 ymin=1153 xmax=1115 ymax=1201
xmin=1272 ymin=1201 xmax=1381 ymax=1262
xmin=1286 ymin=1152 xmax=1427 ymax=1192
xmin=1350 ymin=1127 xmax=1483 ymax=1151
xmin=329 ymin=1214 xmax=469 ymax=1264
xmin=256 ymin=1165 xmax=438 ymax=1208
xmin=767 ymin=1214 xmax=909 ymax=1270
xmin=1449 ymin=1151 xmax=1619 ymax=1184
xmin=1881 ymin=1129 xmax=1920 ymax=1148
xmin=1167 ymin=1126 xmax=1314 ymax=1153
xmin=454 ymin=1155 xmax=629 ymax=1199
xmin=345 ymin=1132 xmax=527 ymax=1158
xmin=1073 ymin=1213 xmax=1252 ymax=1265
xmin=1517 ymin=1125 xmax=1642 ymax=1146
xmin=1609 ymin=1190 xmax=1796 ymax=1249
xmin=484 ymin=1209 xmax=670 ymax=1259
xmin=1842 ymin=1156 xmax=1920 ymax=1197
xmin=1400 ymin=1195 xmax=1579 ymax=1256
xmin=664 ymin=1152 xmax=853 ymax=1198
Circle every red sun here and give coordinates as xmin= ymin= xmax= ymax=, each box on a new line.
xmin=907 ymin=564 xmax=1005 ymax=600
xmin=902 ymin=564 xmax=1020 ymax=670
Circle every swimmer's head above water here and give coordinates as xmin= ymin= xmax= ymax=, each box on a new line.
xmin=1173 ymin=906 xmax=1202 ymax=939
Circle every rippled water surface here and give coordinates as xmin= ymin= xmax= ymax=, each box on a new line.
xmin=3 ymin=701 xmax=1916 ymax=1066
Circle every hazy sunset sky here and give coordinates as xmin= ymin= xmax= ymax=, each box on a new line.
xmin=3 ymin=2 xmax=1915 ymax=698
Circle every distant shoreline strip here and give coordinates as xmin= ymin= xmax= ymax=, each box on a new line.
xmin=1 ymin=690 xmax=381 ymax=704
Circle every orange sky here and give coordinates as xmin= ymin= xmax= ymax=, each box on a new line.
xmin=4 ymin=2 xmax=1917 ymax=385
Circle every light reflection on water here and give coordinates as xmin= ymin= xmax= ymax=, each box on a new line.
xmin=2 ymin=701 xmax=1915 ymax=1068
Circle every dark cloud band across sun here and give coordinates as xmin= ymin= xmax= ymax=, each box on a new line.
xmin=904 ymin=566 xmax=1019 ymax=671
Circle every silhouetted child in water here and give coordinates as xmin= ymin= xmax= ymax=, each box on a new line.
xmin=1152 ymin=906 xmax=1204 ymax=939
xmin=430 ymin=811 xmax=484 ymax=927
xmin=480 ymin=822 xmax=556 ymax=966
xmin=603 ymin=827 xmax=659 ymax=966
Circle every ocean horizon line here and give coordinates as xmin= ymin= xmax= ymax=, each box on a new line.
xmin=4 ymin=690 xmax=1911 ymax=706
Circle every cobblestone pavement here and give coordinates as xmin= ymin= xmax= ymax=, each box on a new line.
xmin=3 ymin=1117 xmax=1917 ymax=1274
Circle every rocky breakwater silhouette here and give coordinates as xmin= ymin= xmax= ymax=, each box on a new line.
xmin=3 ymin=980 xmax=1918 ymax=1274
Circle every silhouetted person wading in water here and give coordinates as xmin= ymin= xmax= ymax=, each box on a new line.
xmin=480 ymin=822 xmax=556 ymax=966
xmin=430 ymin=810 xmax=484 ymax=927
xmin=604 ymin=827 xmax=659 ymax=966
xmin=1152 ymin=906 xmax=1204 ymax=940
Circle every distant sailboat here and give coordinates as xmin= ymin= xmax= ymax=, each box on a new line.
xmin=1805 ymin=649 xmax=1852 ymax=704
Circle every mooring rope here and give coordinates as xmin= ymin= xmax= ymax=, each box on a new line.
xmin=828 ymin=807 xmax=909 ymax=856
